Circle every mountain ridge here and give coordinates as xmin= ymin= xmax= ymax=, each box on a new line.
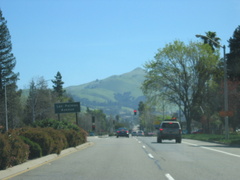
xmin=66 ymin=67 xmax=146 ymax=115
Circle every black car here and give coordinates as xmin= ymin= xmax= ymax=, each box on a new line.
xmin=116 ymin=128 xmax=129 ymax=138
xmin=157 ymin=121 xmax=182 ymax=143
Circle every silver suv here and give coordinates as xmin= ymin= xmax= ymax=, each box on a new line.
xmin=157 ymin=120 xmax=182 ymax=143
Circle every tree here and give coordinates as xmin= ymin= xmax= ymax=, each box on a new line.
xmin=85 ymin=109 xmax=108 ymax=134
xmin=0 ymin=9 xmax=20 ymax=130
xmin=227 ymin=25 xmax=240 ymax=81
xmin=137 ymin=101 xmax=157 ymax=132
xmin=199 ymin=31 xmax=221 ymax=52
xmin=52 ymin=71 xmax=65 ymax=100
xmin=23 ymin=77 xmax=54 ymax=125
xmin=142 ymin=40 xmax=220 ymax=133
xmin=226 ymin=25 xmax=240 ymax=130
xmin=138 ymin=101 xmax=145 ymax=116
xmin=197 ymin=31 xmax=223 ymax=133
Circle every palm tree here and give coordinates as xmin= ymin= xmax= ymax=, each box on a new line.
xmin=200 ymin=31 xmax=221 ymax=52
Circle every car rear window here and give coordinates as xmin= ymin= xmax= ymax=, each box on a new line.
xmin=162 ymin=123 xmax=180 ymax=128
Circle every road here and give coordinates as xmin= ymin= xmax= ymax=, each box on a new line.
xmin=6 ymin=136 xmax=240 ymax=180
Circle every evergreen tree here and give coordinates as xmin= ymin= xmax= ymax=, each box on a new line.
xmin=52 ymin=71 xmax=65 ymax=99
xmin=0 ymin=9 xmax=20 ymax=129
xmin=226 ymin=26 xmax=240 ymax=130
xmin=227 ymin=25 xmax=240 ymax=81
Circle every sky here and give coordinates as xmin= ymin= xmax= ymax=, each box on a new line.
xmin=0 ymin=0 xmax=240 ymax=89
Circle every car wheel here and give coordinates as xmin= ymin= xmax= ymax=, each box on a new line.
xmin=117 ymin=136 xmax=119 ymax=138
xmin=157 ymin=137 xmax=162 ymax=143
xmin=176 ymin=138 xmax=181 ymax=143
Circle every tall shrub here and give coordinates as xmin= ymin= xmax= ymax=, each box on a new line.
xmin=19 ymin=127 xmax=54 ymax=156
xmin=20 ymin=136 xmax=42 ymax=159
xmin=0 ymin=133 xmax=11 ymax=170
xmin=6 ymin=130 xmax=29 ymax=166
xmin=43 ymin=127 xmax=67 ymax=154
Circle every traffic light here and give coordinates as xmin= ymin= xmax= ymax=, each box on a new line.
xmin=134 ymin=110 xmax=137 ymax=115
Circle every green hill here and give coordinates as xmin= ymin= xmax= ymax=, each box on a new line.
xmin=66 ymin=67 xmax=146 ymax=115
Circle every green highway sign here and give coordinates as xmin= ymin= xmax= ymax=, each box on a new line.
xmin=54 ymin=102 xmax=80 ymax=114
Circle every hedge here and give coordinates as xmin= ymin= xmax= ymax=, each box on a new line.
xmin=0 ymin=133 xmax=11 ymax=170
xmin=0 ymin=131 xmax=29 ymax=170
xmin=0 ymin=121 xmax=87 ymax=170
xmin=20 ymin=136 xmax=42 ymax=159
xmin=18 ymin=127 xmax=55 ymax=156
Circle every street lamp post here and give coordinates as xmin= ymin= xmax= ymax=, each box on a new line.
xmin=196 ymin=34 xmax=229 ymax=139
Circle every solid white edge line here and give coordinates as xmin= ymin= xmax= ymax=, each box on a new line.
xmin=165 ymin=173 xmax=175 ymax=180
xmin=183 ymin=141 xmax=240 ymax=158
xmin=201 ymin=146 xmax=240 ymax=158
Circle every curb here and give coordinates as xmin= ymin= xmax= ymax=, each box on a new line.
xmin=0 ymin=141 xmax=93 ymax=179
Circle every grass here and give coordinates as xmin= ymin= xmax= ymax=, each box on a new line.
xmin=182 ymin=133 xmax=240 ymax=146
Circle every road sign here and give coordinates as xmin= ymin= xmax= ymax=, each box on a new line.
xmin=219 ymin=111 xmax=234 ymax=117
xmin=54 ymin=102 xmax=80 ymax=114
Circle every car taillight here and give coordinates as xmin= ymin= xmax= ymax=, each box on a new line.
xmin=179 ymin=129 xmax=182 ymax=134
xmin=159 ymin=128 xmax=163 ymax=131
xmin=126 ymin=131 xmax=129 ymax=133
xmin=117 ymin=131 xmax=120 ymax=133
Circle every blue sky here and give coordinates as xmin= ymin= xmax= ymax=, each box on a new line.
xmin=0 ymin=0 xmax=240 ymax=89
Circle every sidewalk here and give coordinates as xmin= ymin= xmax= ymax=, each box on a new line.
xmin=0 ymin=142 xmax=93 ymax=180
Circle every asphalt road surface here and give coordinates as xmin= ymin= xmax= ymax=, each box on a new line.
xmin=5 ymin=136 xmax=240 ymax=180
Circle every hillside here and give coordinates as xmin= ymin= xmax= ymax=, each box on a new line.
xmin=66 ymin=67 xmax=146 ymax=116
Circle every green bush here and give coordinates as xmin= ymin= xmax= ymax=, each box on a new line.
xmin=0 ymin=121 xmax=87 ymax=170
xmin=79 ymin=127 xmax=87 ymax=143
xmin=6 ymin=130 xmax=29 ymax=166
xmin=183 ymin=134 xmax=240 ymax=145
xmin=33 ymin=119 xmax=80 ymax=131
xmin=60 ymin=129 xmax=84 ymax=147
xmin=43 ymin=127 xmax=68 ymax=154
xmin=33 ymin=119 xmax=87 ymax=148
xmin=19 ymin=127 xmax=54 ymax=156
xmin=20 ymin=136 xmax=42 ymax=159
xmin=0 ymin=133 xmax=11 ymax=170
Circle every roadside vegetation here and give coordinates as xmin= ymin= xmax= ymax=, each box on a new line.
xmin=140 ymin=27 xmax=240 ymax=135
xmin=183 ymin=133 xmax=240 ymax=146
xmin=0 ymin=119 xmax=87 ymax=170
xmin=1 ymin=7 xmax=240 ymax=172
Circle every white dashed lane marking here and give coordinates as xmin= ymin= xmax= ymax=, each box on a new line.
xmin=165 ymin=173 xmax=175 ymax=180
xmin=136 ymin=137 xmax=175 ymax=180
xmin=148 ymin=153 xmax=154 ymax=159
